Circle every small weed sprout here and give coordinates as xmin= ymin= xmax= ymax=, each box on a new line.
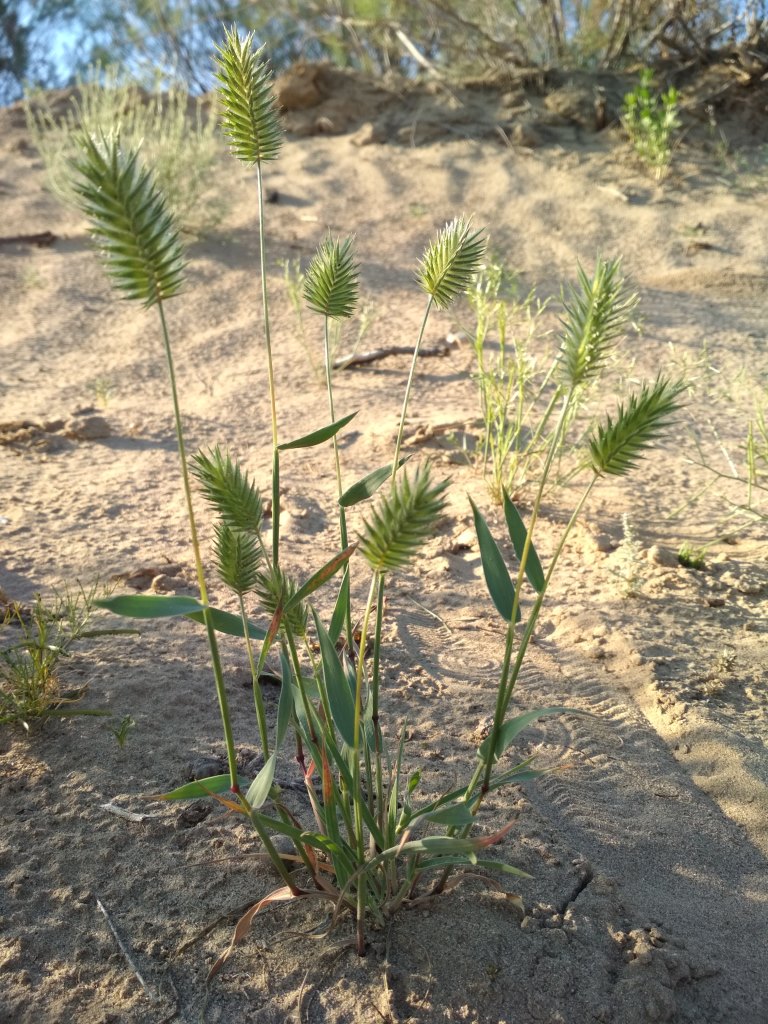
xmin=110 ymin=714 xmax=136 ymax=748
xmin=621 ymin=69 xmax=681 ymax=181
xmin=0 ymin=584 xmax=124 ymax=729
xmin=678 ymin=542 xmax=707 ymax=570
xmin=75 ymin=28 xmax=686 ymax=971
xmin=88 ymin=377 xmax=114 ymax=408
xmin=612 ymin=514 xmax=647 ymax=597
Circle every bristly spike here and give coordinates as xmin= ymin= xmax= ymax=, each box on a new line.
xmin=557 ymin=257 xmax=638 ymax=389
xmin=254 ymin=565 xmax=308 ymax=638
xmin=214 ymin=26 xmax=283 ymax=166
xmin=214 ymin=523 xmax=262 ymax=596
xmin=304 ymin=236 xmax=359 ymax=320
xmin=418 ymin=217 xmax=487 ymax=310
xmin=72 ymin=133 xmax=185 ymax=308
xmin=589 ymin=376 xmax=687 ymax=477
xmin=190 ymin=447 xmax=264 ymax=533
xmin=359 ymin=465 xmax=449 ymax=573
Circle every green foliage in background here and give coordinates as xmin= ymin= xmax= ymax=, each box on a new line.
xmin=4 ymin=1 xmax=764 ymax=105
xmin=621 ymin=68 xmax=681 ymax=180
xmin=25 ymin=64 xmax=228 ymax=232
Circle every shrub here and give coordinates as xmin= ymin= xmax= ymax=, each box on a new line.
xmin=621 ymin=68 xmax=681 ymax=181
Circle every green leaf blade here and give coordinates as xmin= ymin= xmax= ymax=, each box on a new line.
xmin=286 ymin=545 xmax=356 ymax=610
xmin=312 ymin=611 xmax=356 ymax=748
xmin=339 ymin=457 xmax=410 ymax=507
xmin=245 ymin=753 xmax=277 ymax=809
xmin=478 ymin=707 xmax=587 ymax=763
xmin=153 ymin=774 xmax=249 ymax=800
xmin=469 ymin=498 xmax=519 ymax=623
xmin=95 ymin=594 xmax=203 ymax=619
xmin=502 ymin=490 xmax=545 ymax=594
xmin=277 ymin=411 xmax=357 ymax=451
xmin=186 ymin=606 xmax=266 ymax=641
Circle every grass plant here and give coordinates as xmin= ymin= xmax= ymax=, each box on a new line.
xmin=621 ymin=69 xmax=681 ymax=182
xmin=25 ymin=63 xmax=227 ymax=233
xmin=74 ymin=27 xmax=686 ymax=972
xmin=0 ymin=584 xmax=123 ymax=729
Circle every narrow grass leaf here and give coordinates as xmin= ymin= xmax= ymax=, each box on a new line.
xmin=286 ymin=544 xmax=357 ymax=609
xmin=312 ymin=610 xmax=356 ymax=748
xmin=478 ymin=706 xmax=586 ymax=763
xmin=276 ymin=652 xmax=293 ymax=750
xmin=398 ymin=836 xmax=476 ymax=855
xmin=502 ymin=489 xmax=545 ymax=594
xmin=339 ymin=457 xmax=410 ymax=507
xmin=151 ymin=774 xmax=249 ymax=800
xmin=96 ymin=594 xmax=203 ymax=618
xmin=277 ymin=412 xmax=357 ymax=451
xmin=469 ymin=498 xmax=520 ymax=623
xmin=255 ymin=605 xmax=283 ymax=680
xmin=329 ymin=572 xmax=350 ymax=645
xmin=423 ymin=803 xmax=476 ymax=827
xmin=474 ymin=859 xmax=533 ymax=878
xmin=245 ymin=753 xmax=277 ymax=809
xmin=185 ymin=607 xmax=266 ymax=641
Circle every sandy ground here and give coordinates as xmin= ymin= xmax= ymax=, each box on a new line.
xmin=1 ymin=68 xmax=767 ymax=1023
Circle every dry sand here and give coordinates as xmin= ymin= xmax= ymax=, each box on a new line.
xmin=1 ymin=68 xmax=767 ymax=1023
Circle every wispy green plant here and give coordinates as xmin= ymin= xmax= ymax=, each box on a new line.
xmin=0 ymin=584 xmax=123 ymax=730
xmin=621 ymin=69 xmax=681 ymax=182
xmin=468 ymin=257 xmax=638 ymax=501
xmin=25 ymin=64 xmax=228 ymax=232
xmin=76 ymin=29 xmax=687 ymax=976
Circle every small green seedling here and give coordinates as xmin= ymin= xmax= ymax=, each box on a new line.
xmin=678 ymin=542 xmax=706 ymax=570
xmin=0 ymin=584 xmax=127 ymax=730
xmin=109 ymin=714 xmax=136 ymax=748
